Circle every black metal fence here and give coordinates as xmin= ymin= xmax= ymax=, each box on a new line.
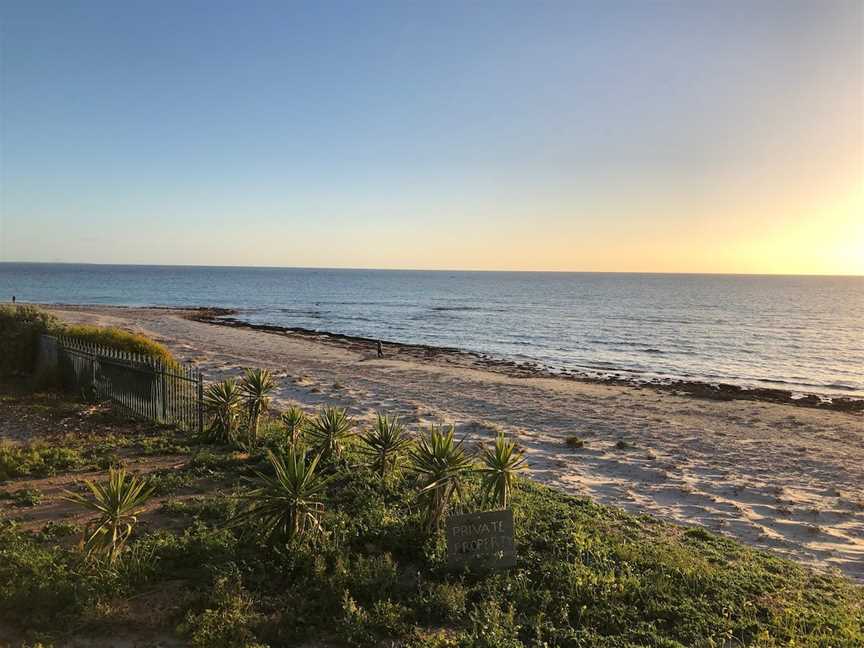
xmin=46 ymin=335 xmax=204 ymax=434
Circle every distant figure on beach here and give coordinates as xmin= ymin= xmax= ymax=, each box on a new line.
xmin=11 ymin=296 xmax=15 ymax=304
xmin=377 ymin=340 xmax=384 ymax=358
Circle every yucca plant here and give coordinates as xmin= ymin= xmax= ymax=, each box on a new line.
xmin=232 ymin=448 xmax=327 ymax=543
xmin=280 ymin=405 xmax=307 ymax=447
xmin=409 ymin=425 xmax=474 ymax=531
xmin=359 ymin=413 xmax=411 ymax=479
xmin=203 ymin=377 xmax=243 ymax=444
xmin=478 ymin=433 xmax=527 ymax=509
xmin=62 ymin=467 xmax=154 ymax=564
xmin=239 ymin=367 xmax=276 ymax=447
xmin=306 ymin=406 xmax=353 ymax=462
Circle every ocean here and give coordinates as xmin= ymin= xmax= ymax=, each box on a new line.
xmin=1 ymin=263 xmax=862 ymax=397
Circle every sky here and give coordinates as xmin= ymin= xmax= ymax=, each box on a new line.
xmin=0 ymin=0 xmax=861 ymax=274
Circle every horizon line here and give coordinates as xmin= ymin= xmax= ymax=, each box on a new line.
xmin=0 ymin=260 xmax=862 ymax=278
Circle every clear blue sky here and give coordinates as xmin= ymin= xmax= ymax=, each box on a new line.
xmin=1 ymin=1 xmax=861 ymax=273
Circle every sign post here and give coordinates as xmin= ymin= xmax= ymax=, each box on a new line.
xmin=445 ymin=509 xmax=515 ymax=569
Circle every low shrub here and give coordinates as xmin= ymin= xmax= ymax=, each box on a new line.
xmin=0 ymin=305 xmax=177 ymax=383
xmin=0 ymin=305 xmax=60 ymax=376
xmin=62 ymin=324 xmax=176 ymax=365
xmin=0 ymin=525 xmax=107 ymax=630
xmin=0 ymin=441 xmax=83 ymax=482
xmin=0 ymin=488 xmax=44 ymax=507
xmin=177 ymin=570 xmax=264 ymax=648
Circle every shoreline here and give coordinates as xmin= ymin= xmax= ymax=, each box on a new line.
xmin=39 ymin=303 xmax=864 ymax=581
xmin=185 ymin=306 xmax=864 ymax=414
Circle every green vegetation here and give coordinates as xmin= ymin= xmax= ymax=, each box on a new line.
xmin=0 ymin=441 xmax=83 ymax=482
xmin=279 ymin=405 xmax=307 ymax=447
xmin=0 ymin=304 xmax=177 ymax=382
xmin=0 ymin=304 xmax=60 ymax=375
xmin=477 ymin=433 xmax=526 ymax=509
xmin=203 ymin=378 xmax=244 ymax=445
xmin=0 ymin=488 xmax=44 ymax=507
xmin=307 ymin=406 xmax=354 ymax=462
xmin=359 ymin=413 xmax=410 ymax=479
xmin=0 ymin=384 xmax=862 ymax=646
xmin=61 ymin=323 xmax=176 ymax=365
xmin=409 ymin=424 xmax=473 ymax=531
xmin=239 ymin=368 xmax=276 ymax=448
xmin=232 ymin=448 xmax=327 ymax=544
xmin=62 ymin=467 xmax=155 ymax=564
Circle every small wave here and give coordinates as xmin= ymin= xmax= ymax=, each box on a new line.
xmin=278 ymin=308 xmax=324 ymax=318
xmin=430 ymin=306 xmax=486 ymax=312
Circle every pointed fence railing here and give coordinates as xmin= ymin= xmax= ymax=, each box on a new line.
xmin=48 ymin=335 xmax=204 ymax=434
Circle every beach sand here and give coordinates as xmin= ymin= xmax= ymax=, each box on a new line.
xmin=45 ymin=305 xmax=864 ymax=581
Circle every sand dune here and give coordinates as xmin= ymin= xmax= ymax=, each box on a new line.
xmin=46 ymin=305 xmax=864 ymax=582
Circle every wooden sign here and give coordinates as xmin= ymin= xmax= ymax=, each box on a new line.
xmin=446 ymin=509 xmax=515 ymax=569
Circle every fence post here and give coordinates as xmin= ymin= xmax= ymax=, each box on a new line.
xmin=160 ymin=365 xmax=168 ymax=423
xmin=90 ymin=347 xmax=97 ymax=396
xmin=197 ymin=372 xmax=204 ymax=436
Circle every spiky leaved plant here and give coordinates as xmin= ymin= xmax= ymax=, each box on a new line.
xmin=203 ymin=378 xmax=243 ymax=444
xmin=409 ymin=424 xmax=474 ymax=531
xmin=280 ymin=405 xmax=307 ymax=447
xmin=62 ymin=467 xmax=154 ymax=564
xmin=239 ymin=368 xmax=276 ymax=448
xmin=478 ymin=433 xmax=527 ymax=509
xmin=306 ymin=406 xmax=353 ymax=462
xmin=232 ymin=448 xmax=327 ymax=543
xmin=359 ymin=413 xmax=411 ymax=479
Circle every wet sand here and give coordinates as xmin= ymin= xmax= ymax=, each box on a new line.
xmin=45 ymin=304 xmax=864 ymax=581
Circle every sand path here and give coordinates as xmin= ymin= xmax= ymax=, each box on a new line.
xmin=46 ymin=305 xmax=864 ymax=581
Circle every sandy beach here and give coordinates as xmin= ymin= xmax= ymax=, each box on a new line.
xmin=44 ymin=304 xmax=864 ymax=582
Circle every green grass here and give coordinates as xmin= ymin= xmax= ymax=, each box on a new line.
xmin=0 ymin=488 xmax=44 ymax=507
xmin=62 ymin=324 xmax=177 ymax=365
xmin=1 ymin=445 xmax=861 ymax=646
xmin=0 ymin=387 xmax=861 ymax=646
xmin=0 ymin=441 xmax=84 ymax=482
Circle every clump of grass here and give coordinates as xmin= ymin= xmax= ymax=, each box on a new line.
xmin=615 ymin=439 xmax=632 ymax=450
xmin=0 ymin=441 xmax=83 ymax=482
xmin=177 ymin=570 xmax=263 ymax=648
xmin=36 ymin=520 xmax=81 ymax=541
xmin=565 ymin=435 xmax=584 ymax=448
xmin=0 ymin=488 xmax=44 ymax=507
xmin=62 ymin=324 xmax=177 ymax=365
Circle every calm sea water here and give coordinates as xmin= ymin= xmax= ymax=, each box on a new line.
xmin=2 ymin=263 xmax=862 ymax=397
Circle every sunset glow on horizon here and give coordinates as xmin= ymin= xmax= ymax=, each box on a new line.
xmin=1 ymin=1 xmax=862 ymax=275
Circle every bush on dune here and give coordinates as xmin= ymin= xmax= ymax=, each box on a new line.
xmin=0 ymin=304 xmax=177 ymax=376
xmin=0 ymin=304 xmax=61 ymax=375
xmin=62 ymin=324 xmax=176 ymax=365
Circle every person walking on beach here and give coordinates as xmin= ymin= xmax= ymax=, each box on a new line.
xmin=11 ymin=296 xmax=15 ymax=303
xmin=377 ymin=340 xmax=384 ymax=358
